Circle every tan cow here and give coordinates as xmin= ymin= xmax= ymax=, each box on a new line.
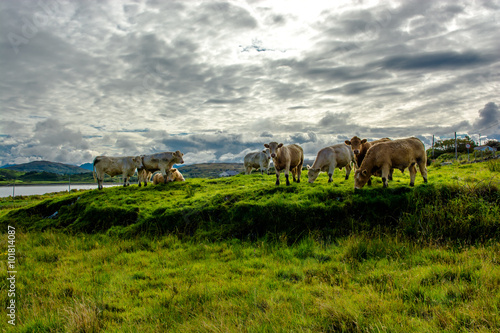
xmin=138 ymin=151 xmax=184 ymax=185
xmin=264 ymin=142 xmax=304 ymax=186
xmin=244 ymin=149 xmax=271 ymax=175
xmin=167 ymin=168 xmax=185 ymax=182
xmin=152 ymin=168 xmax=185 ymax=184
xmin=307 ymin=143 xmax=355 ymax=183
xmin=93 ymin=155 xmax=143 ymax=190
xmin=354 ymin=137 xmax=428 ymax=189
xmin=345 ymin=136 xmax=391 ymax=167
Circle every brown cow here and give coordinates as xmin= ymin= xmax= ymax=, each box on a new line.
xmin=264 ymin=142 xmax=304 ymax=186
xmin=354 ymin=137 xmax=428 ymax=189
xmin=93 ymin=155 xmax=143 ymax=190
xmin=345 ymin=136 xmax=391 ymax=167
xmin=307 ymin=143 xmax=355 ymax=183
xmin=138 ymin=151 xmax=184 ymax=185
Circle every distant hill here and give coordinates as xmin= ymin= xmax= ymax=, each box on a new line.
xmin=3 ymin=161 xmax=91 ymax=175
xmin=178 ymin=163 xmax=244 ymax=178
xmin=79 ymin=163 xmax=94 ymax=171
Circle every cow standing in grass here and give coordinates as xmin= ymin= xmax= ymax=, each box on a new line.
xmin=307 ymin=143 xmax=355 ymax=183
xmin=354 ymin=137 xmax=428 ymax=189
xmin=264 ymin=142 xmax=304 ymax=186
xmin=93 ymin=155 xmax=143 ymax=190
xmin=138 ymin=151 xmax=184 ymax=185
xmin=244 ymin=149 xmax=272 ymax=175
xmin=345 ymin=136 xmax=391 ymax=167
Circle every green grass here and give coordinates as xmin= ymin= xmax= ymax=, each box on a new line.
xmin=1 ymin=232 xmax=499 ymax=332
xmin=0 ymin=162 xmax=499 ymax=332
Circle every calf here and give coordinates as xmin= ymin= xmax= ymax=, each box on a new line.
xmin=354 ymin=137 xmax=428 ymax=189
xmin=264 ymin=142 xmax=304 ymax=186
xmin=345 ymin=136 xmax=391 ymax=167
xmin=244 ymin=149 xmax=271 ymax=175
xmin=152 ymin=169 xmax=185 ymax=184
xmin=307 ymin=144 xmax=355 ymax=183
xmin=93 ymin=155 xmax=143 ymax=190
xmin=139 ymin=150 xmax=184 ymax=185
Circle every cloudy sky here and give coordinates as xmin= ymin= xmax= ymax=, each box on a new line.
xmin=1 ymin=0 xmax=499 ymax=166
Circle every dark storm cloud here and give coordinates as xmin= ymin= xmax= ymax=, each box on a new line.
xmin=373 ymin=51 xmax=495 ymax=71
xmin=473 ymin=102 xmax=500 ymax=134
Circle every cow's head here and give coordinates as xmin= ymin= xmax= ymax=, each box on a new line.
xmin=166 ymin=168 xmax=177 ymax=182
xmin=262 ymin=148 xmax=271 ymax=160
xmin=307 ymin=165 xmax=320 ymax=183
xmin=354 ymin=169 xmax=371 ymax=190
xmin=133 ymin=156 xmax=144 ymax=169
xmin=174 ymin=150 xmax=184 ymax=164
xmin=345 ymin=136 xmax=366 ymax=156
xmin=264 ymin=142 xmax=283 ymax=159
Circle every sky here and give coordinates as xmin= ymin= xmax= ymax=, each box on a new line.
xmin=0 ymin=0 xmax=499 ymax=166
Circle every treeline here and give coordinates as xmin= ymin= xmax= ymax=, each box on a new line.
xmin=428 ymin=136 xmax=499 ymax=159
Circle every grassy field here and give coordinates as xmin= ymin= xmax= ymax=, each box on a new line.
xmin=0 ymin=161 xmax=499 ymax=332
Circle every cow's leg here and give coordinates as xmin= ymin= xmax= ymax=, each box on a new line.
xmin=417 ymin=159 xmax=428 ymax=183
xmin=98 ymin=176 xmax=103 ymax=190
xmin=388 ymin=169 xmax=394 ymax=181
xmin=245 ymin=166 xmax=251 ymax=175
xmin=381 ymin=165 xmax=391 ymax=188
xmin=345 ymin=162 xmax=352 ymax=180
xmin=284 ymin=164 xmax=291 ymax=186
xmin=328 ymin=164 xmax=336 ymax=183
xmin=296 ymin=161 xmax=303 ymax=183
xmin=409 ymin=163 xmax=417 ymax=187
xmin=275 ymin=169 xmax=280 ymax=185
xmin=123 ymin=176 xmax=128 ymax=187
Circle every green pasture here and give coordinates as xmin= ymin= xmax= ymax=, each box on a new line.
xmin=0 ymin=160 xmax=499 ymax=332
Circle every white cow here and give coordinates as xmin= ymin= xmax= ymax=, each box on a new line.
xmin=307 ymin=144 xmax=355 ymax=183
xmin=244 ymin=149 xmax=271 ymax=175
xmin=138 ymin=150 xmax=184 ymax=185
xmin=93 ymin=155 xmax=143 ymax=190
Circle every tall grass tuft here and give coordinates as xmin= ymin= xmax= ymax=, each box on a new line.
xmin=63 ymin=297 xmax=102 ymax=333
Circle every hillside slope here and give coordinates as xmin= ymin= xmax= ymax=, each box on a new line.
xmin=2 ymin=162 xmax=498 ymax=244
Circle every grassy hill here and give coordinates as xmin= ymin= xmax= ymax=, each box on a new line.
xmin=1 ymin=161 xmax=499 ymax=332
xmin=178 ymin=163 xmax=244 ymax=178
xmin=2 ymin=160 xmax=499 ymax=243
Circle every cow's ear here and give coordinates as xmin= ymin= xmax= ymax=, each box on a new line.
xmin=264 ymin=144 xmax=269 ymax=148
xmin=175 ymin=150 xmax=183 ymax=156
xmin=307 ymin=165 xmax=311 ymax=169
xmin=345 ymin=140 xmax=351 ymax=145
xmin=361 ymin=139 xmax=367 ymax=144
xmin=361 ymin=170 xmax=368 ymax=176
xmin=171 ymin=168 xmax=177 ymax=172
xmin=278 ymin=143 xmax=284 ymax=148
xmin=262 ymin=150 xmax=267 ymax=153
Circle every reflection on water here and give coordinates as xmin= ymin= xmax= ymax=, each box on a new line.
xmin=0 ymin=184 xmax=119 ymax=198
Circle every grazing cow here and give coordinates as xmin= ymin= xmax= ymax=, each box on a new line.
xmin=244 ymin=149 xmax=272 ymax=175
xmin=93 ymin=155 xmax=143 ymax=190
xmin=307 ymin=144 xmax=355 ymax=183
xmin=354 ymin=137 xmax=428 ymax=189
xmin=345 ymin=136 xmax=391 ymax=167
xmin=138 ymin=151 xmax=184 ymax=185
xmin=264 ymin=142 xmax=304 ymax=186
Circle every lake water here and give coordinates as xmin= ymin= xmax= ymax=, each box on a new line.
xmin=0 ymin=184 xmax=119 ymax=197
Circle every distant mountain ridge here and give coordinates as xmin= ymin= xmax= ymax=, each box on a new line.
xmin=2 ymin=161 xmax=91 ymax=175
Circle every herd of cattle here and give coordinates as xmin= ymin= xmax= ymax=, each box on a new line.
xmin=93 ymin=136 xmax=428 ymax=190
